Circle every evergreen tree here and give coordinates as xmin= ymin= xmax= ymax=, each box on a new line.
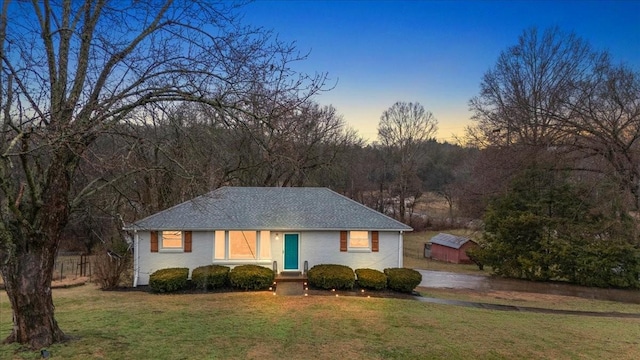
xmin=471 ymin=166 xmax=640 ymax=288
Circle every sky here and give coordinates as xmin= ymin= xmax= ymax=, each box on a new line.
xmin=241 ymin=0 xmax=640 ymax=143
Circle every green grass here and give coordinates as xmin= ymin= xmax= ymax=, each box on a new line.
xmin=1 ymin=285 xmax=639 ymax=359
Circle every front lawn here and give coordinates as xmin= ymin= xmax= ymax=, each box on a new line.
xmin=1 ymin=285 xmax=639 ymax=359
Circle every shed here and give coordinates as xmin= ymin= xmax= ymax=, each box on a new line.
xmin=428 ymin=233 xmax=478 ymax=264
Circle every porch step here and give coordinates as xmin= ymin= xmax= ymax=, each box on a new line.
xmin=274 ymin=271 xmax=308 ymax=296
xmin=275 ymin=272 xmax=307 ymax=282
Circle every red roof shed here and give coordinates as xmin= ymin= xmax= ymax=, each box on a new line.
xmin=428 ymin=233 xmax=478 ymax=264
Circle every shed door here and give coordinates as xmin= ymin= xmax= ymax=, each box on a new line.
xmin=283 ymin=234 xmax=299 ymax=270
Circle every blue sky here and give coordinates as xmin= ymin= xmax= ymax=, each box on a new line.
xmin=241 ymin=1 xmax=640 ymax=143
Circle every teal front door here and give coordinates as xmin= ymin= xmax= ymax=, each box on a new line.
xmin=283 ymin=234 xmax=299 ymax=270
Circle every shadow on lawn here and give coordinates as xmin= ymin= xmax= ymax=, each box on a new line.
xmin=416 ymin=296 xmax=640 ymax=318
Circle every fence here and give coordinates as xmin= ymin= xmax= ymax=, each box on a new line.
xmin=53 ymin=254 xmax=95 ymax=281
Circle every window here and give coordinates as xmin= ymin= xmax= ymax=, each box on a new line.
xmin=340 ymin=231 xmax=379 ymax=252
xmin=150 ymin=231 xmax=191 ymax=252
xmin=349 ymin=231 xmax=370 ymax=249
xmin=161 ymin=231 xmax=183 ymax=249
xmin=214 ymin=230 xmax=225 ymax=259
xmin=259 ymin=231 xmax=271 ymax=258
xmin=212 ymin=230 xmax=271 ymax=261
xmin=229 ymin=231 xmax=257 ymax=259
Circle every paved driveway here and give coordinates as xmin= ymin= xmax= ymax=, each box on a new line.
xmin=415 ymin=269 xmax=640 ymax=304
xmin=416 ymin=270 xmax=490 ymax=290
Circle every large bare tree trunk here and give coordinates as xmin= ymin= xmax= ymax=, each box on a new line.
xmin=2 ymin=250 xmax=66 ymax=348
xmin=1 ymin=150 xmax=73 ymax=348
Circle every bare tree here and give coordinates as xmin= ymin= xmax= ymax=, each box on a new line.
xmin=203 ymin=95 xmax=360 ymax=187
xmin=0 ymin=1 xmax=327 ymax=348
xmin=563 ymin=64 xmax=640 ymax=211
xmin=468 ymin=27 xmax=603 ymax=148
xmin=377 ymin=101 xmax=438 ymax=222
xmin=467 ymin=26 xmax=640 ymax=212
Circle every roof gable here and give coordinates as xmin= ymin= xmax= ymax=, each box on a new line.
xmin=127 ymin=187 xmax=412 ymax=232
xmin=430 ymin=233 xmax=475 ymax=249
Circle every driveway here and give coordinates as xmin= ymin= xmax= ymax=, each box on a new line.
xmin=416 ymin=270 xmax=490 ymax=290
xmin=415 ymin=269 xmax=640 ymax=304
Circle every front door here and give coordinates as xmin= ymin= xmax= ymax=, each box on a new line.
xmin=283 ymin=234 xmax=299 ymax=270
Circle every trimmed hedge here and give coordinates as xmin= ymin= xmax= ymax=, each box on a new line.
xmin=355 ymin=268 xmax=387 ymax=290
xmin=229 ymin=265 xmax=274 ymax=290
xmin=384 ymin=268 xmax=422 ymax=293
xmin=308 ymin=264 xmax=355 ymax=290
xmin=149 ymin=267 xmax=189 ymax=293
xmin=192 ymin=265 xmax=230 ymax=290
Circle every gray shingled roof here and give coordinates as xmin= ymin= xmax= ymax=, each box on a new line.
xmin=430 ymin=233 xmax=475 ymax=249
xmin=126 ymin=187 xmax=412 ymax=232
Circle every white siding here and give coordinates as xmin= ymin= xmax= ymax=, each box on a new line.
xmin=300 ymin=231 xmax=402 ymax=271
xmin=272 ymin=232 xmax=284 ymax=271
xmin=136 ymin=229 xmax=404 ymax=285
xmin=136 ymin=231 xmax=214 ymax=286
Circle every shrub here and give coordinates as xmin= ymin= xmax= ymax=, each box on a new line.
xmin=307 ymin=264 xmax=355 ymax=290
xmin=566 ymin=241 xmax=640 ymax=289
xmin=192 ymin=265 xmax=230 ymax=290
xmin=229 ymin=265 xmax=274 ymax=290
xmin=384 ymin=268 xmax=422 ymax=293
xmin=355 ymin=268 xmax=387 ymax=290
xmin=149 ymin=267 xmax=189 ymax=293
xmin=93 ymin=238 xmax=132 ymax=290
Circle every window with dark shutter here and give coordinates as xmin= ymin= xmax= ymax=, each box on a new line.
xmin=371 ymin=231 xmax=379 ymax=252
xmin=184 ymin=231 xmax=192 ymax=253
xmin=150 ymin=231 xmax=158 ymax=252
xmin=340 ymin=231 xmax=347 ymax=252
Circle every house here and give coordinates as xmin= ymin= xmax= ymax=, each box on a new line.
xmin=427 ymin=233 xmax=478 ymax=264
xmin=125 ymin=187 xmax=412 ymax=286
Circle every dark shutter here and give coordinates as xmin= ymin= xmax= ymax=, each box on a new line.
xmin=150 ymin=231 xmax=158 ymax=252
xmin=184 ymin=231 xmax=192 ymax=253
xmin=340 ymin=231 xmax=347 ymax=252
xmin=371 ymin=231 xmax=379 ymax=252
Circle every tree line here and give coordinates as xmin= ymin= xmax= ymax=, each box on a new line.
xmin=66 ymin=100 xmax=469 ymax=254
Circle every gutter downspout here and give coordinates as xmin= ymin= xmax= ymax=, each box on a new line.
xmin=398 ymin=231 xmax=404 ymax=268
xmin=133 ymin=230 xmax=139 ymax=287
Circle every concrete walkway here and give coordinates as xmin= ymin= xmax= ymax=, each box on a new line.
xmin=275 ymin=281 xmax=305 ymax=296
